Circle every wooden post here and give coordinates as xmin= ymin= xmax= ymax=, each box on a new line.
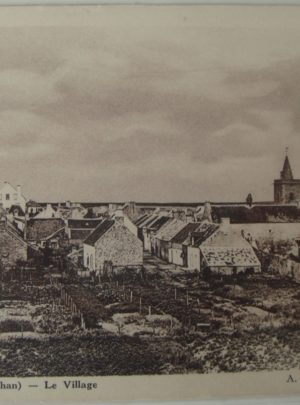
xmin=174 ymin=288 xmax=177 ymax=300
xmin=130 ymin=291 xmax=133 ymax=303
xmin=139 ymin=297 xmax=142 ymax=314
xmin=148 ymin=306 xmax=151 ymax=316
xmin=186 ymin=291 xmax=189 ymax=306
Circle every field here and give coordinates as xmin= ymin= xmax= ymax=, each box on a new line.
xmin=0 ymin=253 xmax=299 ymax=376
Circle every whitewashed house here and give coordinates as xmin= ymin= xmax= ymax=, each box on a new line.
xmin=0 ymin=182 xmax=26 ymax=212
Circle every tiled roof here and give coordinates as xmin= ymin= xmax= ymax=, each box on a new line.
xmin=138 ymin=215 xmax=158 ymax=228
xmin=201 ymin=246 xmax=260 ymax=267
xmin=84 ymin=219 xmax=114 ymax=246
xmin=68 ymin=219 xmax=102 ymax=229
xmin=155 ymin=219 xmax=186 ymax=242
xmin=134 ymin=214 xmax=151 ymax=227
xmin=171 ymin=222 xmax=201 ymax=244
xmin=191 ymin=223 xmax=219 ymax=247
xmin=1 ymin=220 xmax=27 ymax=244
xmin=148 ymin=216 xmax=170 ymax=232
xmin=70 ymin=229 xmax=93 ymax=241
xmin=26 ymin=218 xmax=65 ymax=241
xmin=133 ymin=214 xmax=149 ymax=226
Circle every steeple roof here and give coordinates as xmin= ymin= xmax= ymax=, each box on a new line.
xmin=280 ymin=155 xmax=294 ymax=180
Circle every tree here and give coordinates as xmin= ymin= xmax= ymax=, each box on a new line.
xmin=246 ymin=193 xmax=253 ymax=207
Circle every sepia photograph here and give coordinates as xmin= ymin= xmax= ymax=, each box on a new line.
xmin=0 ymin=4 xmax=299 ymax=402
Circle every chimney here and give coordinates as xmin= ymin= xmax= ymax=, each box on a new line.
xmin=220 ymin=217 xmax=230 ymax=231
xmin=17 ymin=185 xmax=21 ymax=199
xmin=114 ymin=209 xmax=124 ymax=224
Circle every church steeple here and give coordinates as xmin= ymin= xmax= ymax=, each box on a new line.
xmin=280 ymin=149 xmax=293 ymax=180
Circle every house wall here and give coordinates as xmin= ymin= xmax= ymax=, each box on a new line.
xmin=93 ymin=223 xmax=143 ymax=271
xmin=83 ymin=243 xmax=95 ymax=270
xmin=170 ymin=246 xmax=184 ymax=266
xmin=157 ymin=240 xmax=171 ymax=262
xmin=0 ymin=223 xmax=27 ymax=266
xmin=0 ymin=183 xmax=26 ymax=212
xmin=208 ymin=266 xmax=261 ymax=275
xmin=230 ymin=222 xmax=300 ymax=241
xmin=143 ymin=229 xmax=152 ymax=251
xmin=123 ymin=216 xmax=138 ymax=237
xmin=187 ymin=246 xmax=200 ymax=271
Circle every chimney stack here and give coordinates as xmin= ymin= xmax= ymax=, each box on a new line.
xmin=17 ymin=185 xmax=21 ymax=199
xmin=220 ymin=217 xmax=230 ymax=231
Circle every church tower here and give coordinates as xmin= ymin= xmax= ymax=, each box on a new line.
xmin=274 ymin=151 xmax=300 ymax=203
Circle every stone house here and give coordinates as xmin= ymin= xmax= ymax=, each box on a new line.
xmin=25 ymin=218 xmax=65 ymax=248
xmin=83 ymin=218 xmax=143 ymax=272
xmin=169 ymin=222 xmax=201 ymax=267
xmin=142 ymin=216 xmax=170 ymax=252
xmin=0 ymin=220 xmax=27 ymax=267
xmin=187 ymin=222 xmax=219 ymax=270
xmin=187 ymin=219 xmax=261 ymax=275
xmin=153 ymin=219 xmax=187 ymax=262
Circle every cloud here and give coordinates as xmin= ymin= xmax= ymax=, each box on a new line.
xmin=0 ymin=16 xmax=300 ymax=201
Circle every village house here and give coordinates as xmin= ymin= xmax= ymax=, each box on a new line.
xmin=187 ymin=222 xmax=219 ymax=271
xmin=25 ymin=218 xmax=66 ymax=248
xmin=0 ymin=219 xmax=27 ymax=266
xmin=153 ymin=218 xmax=187 ymax=262
xmin=0 ymin=182 xmax=26 ymax=212
xmin=83 ymin=217 xmax=143 ymax=273
xmin=142 ymin=215 xmax=171 ymax=252
xmin=134 ymin=213 xmax=158 ymax=241
xmin=187 ymin=218 xmax=261 ymax=275
xmin=66 ymin=218 xmax=102 ymax=247
xmin=112 ymin=209 xmax=138 ymax=237
xmin=169 ymin=222 xmax=202 ymax=267
xmin=34 ymin=203 xmax=61 ymax=219
xmin=26 ymin=200 xmax=45 ymax=217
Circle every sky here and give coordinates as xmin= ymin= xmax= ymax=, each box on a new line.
xmin=1 ymin=6 xmax=300 ymax=203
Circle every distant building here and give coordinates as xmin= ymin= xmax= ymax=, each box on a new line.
xmin=0 ymin=220 xmax=27 ymax=266
xmin=274 ymin=154 xmax=300 ymax=203
xmin=83 ymin=218 xmax=143 ymax=272
xmin=0 ymin=182 xmax=26 ymax=212
xmin=34 ymin=203 xmax=59 ymax=219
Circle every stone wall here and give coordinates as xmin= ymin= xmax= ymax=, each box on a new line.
xmin=94 ymin=222 xmax=143 ymax=270
xmin=274 ymin=180 xmax=300 ymax=203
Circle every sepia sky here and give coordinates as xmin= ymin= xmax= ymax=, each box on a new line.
xmin=1 ymin=6 xmax=300 ymax=202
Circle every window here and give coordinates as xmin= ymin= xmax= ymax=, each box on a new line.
xmin=0 ymin=194 xmax=2 ymax=201
xmin=87 ymin=256 xmax=89 ymax=266
xmin=289 ymin=192 xmax=295 ymax=202
xmin=6 ymin=194 xmax=10 ymax=200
